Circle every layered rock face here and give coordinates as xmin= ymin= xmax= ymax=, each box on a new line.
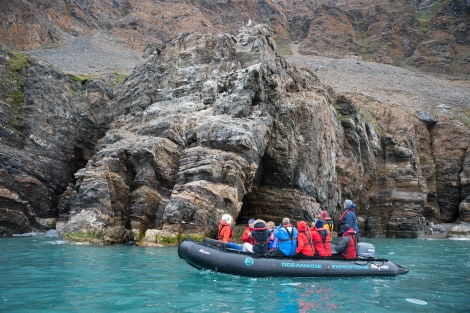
xmin=0 ymin=46 xmax=112 ymax=236
xmin=342 ymin=96 xmax=470 ymax=237
xmin=287 ymin=0 xmax=470 ymax=75
xmin=0 ymin=25 xmax=469 ymax=243
xmin=56 ymin=25 xmax=342 ymax=243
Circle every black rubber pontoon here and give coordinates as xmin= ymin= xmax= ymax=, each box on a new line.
xmin=178 ymin=238 xmax=409 ymax=277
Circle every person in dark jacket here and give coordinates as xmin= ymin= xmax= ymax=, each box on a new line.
xmin=250 ymin=219 xmax=272 ymax=254
xmin=334 ymin=224 xmax=357 ymax=259
xmin=339 ymin=199 xmax=360 ymax=239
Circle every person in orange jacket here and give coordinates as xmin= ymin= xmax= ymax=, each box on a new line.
xmin=218 ymin=214 xmax=241 ymax=250
xmin=295 ymin=220 xmax=315 ymax=256
xmin=311 ymin=220 xmax=332 ymax=256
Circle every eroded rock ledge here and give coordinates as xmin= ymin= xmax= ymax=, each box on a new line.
xmin=0 ymin=25 xmax=469 ymax=244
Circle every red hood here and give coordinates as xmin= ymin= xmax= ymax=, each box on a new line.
xmin=297 ymin=221 xmax=308 ymax=231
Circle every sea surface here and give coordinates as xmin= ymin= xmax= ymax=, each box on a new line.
xmin=1 ymin=234 xmax=469 ymax=313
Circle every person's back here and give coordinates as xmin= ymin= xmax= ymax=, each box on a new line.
xmin=334 ymin=224 xmax=357 ymax=258
xmin=318 ymin=210 xmax=334 ymax=233
xmin=295 ymin=221 xmax=314 ymax=256
xmin=218 ymin=214 xmax=242 ymax=251
xmin=340 ymin=200 xmax=360 ymax=238
xmin=273 ymin=217 xmax=298 ymax=256
xmin=218 ymin=214 xmax=233 ymax=242
xmin=250 ymin=219 xmax=271 ymax=254
xmin=311 ymin=220 xmax=332 ymax=257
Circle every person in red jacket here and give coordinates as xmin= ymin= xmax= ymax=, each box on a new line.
xmin=334 ymin=224 xmax=357 ymax=258
xmin=242 ymin=218 xmax=255 ymax=252
xmin=311 ymin=220 xmax=332 ymax=257
xmin=218 ymin=214 xmax=241 ymax=250
xmin=295 ymin=220 xmax=315 ymax=256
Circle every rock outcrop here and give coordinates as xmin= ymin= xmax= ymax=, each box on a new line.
xmin=56 ymin=25 xmax=341 ymax=244
xmin=0 ymin=25 xmax=469 ymax=244
xmin=0 ymin=45 xmax=112 ymax=236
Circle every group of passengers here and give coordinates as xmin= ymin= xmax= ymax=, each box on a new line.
xmin=217 ymin=199 xmax=360 ymax=259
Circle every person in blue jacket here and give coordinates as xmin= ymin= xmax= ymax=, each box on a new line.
xmin=272 ymin=217 xmax=298 ymax=256
xmin=339 ymin=199 xmax=360 ymax=239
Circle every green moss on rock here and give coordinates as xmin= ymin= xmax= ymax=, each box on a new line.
xmin=0 ymin=51 xmax=31 ymax=141
xmin=7 ymin=51 xmax=31 ymax=72
xmin=63 ymin=231 xmax=104 ymax=244
xmin=112 ymin=73 xmax=127 ymax=86
xmin=155 ymin=233 xmax=206 ymax=245
xmin=155 ymin=233 xmax=179 ymax=245
xmin=180 ymin=234 xmax=206 ymax=242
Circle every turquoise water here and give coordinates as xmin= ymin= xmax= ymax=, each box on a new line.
xmin=1 ymin=235 xmax=469 ymax=313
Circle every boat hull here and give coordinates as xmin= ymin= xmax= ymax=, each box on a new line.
xmin=178 ymin=238 xmax=408 ymax=277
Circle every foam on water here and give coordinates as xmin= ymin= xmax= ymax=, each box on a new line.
xmin=406 ymin=298 xmax=428 ymax=305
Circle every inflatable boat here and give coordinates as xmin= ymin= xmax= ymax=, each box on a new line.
xmin=178 ymin=238 xmax=408 ymax=277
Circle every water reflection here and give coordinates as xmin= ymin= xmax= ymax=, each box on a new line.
xmin=273 ymin=281 xmax=341 ymax=312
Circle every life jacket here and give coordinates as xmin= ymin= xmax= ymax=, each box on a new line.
xmin=277 ymin=224 xmax=296 ymax=242
xmin=251 ymin=222 xmax=271 ymax=254
xmin=323 ymin=218 xmax=334 ymax=232
xmin=340 ymin=209 xmax=360 ymax=236
xmin=275 ymin=224 xmax=298 ymax=256
xmin=340 ymin=209 xmax=357 ymax=225
xmin=340 ymin=229 xmax=357 ymax=259
xmin=296 ymin=229 xmax=315 ymax=256
xmin=311 ymin=228 xmax=332 ymax=257
xmin=217 ymin=221 xmax=232 ymax=242
xmin=252 ymin=224 xmax=269 ymax=244
xmin=339 ymin=210 xmax=348 ymax=224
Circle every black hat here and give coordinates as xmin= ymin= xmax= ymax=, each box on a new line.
xmin=315 ymin=220 xmax=324 ymax=228
xmin=253 ymin=219 xmax=266 ymax=229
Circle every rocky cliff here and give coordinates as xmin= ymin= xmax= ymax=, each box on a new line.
xmin=57 ymin=25 xmax=343 ymax=244
xmin=1 ymin=24 xmax=468 ymax=244
xmin=0 ymin=45 xmax=113 ymax=236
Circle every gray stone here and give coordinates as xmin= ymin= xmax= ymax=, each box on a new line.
xmin=416 ymin=111 xmax=437 ymax=125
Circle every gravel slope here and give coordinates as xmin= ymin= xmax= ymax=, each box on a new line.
xmin=25 ymin=33 xmax=469 ymax=119
xmin=26 ymin=32 xmax=142 ymax=75
xmin=285 ymin=54 xmax=470 ymax=118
